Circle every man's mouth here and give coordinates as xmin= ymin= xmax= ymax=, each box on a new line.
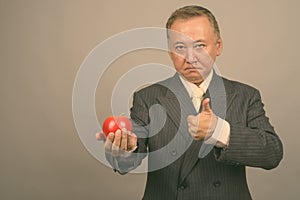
xmin=185 ymin=66 xmax=202 ymax=71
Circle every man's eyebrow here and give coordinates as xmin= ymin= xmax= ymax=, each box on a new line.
xmin=194 ymin=39 xmax=206 ymax=43
xmin=174 ymin=41 xmax=185 ymax=45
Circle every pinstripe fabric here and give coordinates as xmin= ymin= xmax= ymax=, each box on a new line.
xmin=111 ymin=72 xmax=283 ymax=200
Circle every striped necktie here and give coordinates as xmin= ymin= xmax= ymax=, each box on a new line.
xmin=191 ymin=85 xmax=204 ymax=112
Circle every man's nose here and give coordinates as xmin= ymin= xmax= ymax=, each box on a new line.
xmin=185 ymin=48 xmax=197 ymax=64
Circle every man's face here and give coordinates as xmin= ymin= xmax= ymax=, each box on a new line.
xmin=168 ymin=16 xmax=223 ymax=84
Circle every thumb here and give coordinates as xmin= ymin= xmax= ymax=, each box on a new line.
xmin=202 ymin=98 xmax=211 ymax=112
xmin=96 ymin=131 xmax=107 ymax=142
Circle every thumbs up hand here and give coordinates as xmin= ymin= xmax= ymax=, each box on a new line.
xmin=187 ymin=98 xmax=218 ymax=140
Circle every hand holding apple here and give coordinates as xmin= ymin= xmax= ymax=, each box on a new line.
xmin=97 ymin=116 xmax=137 ymax=157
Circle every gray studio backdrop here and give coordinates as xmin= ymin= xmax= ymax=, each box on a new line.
xmin=1 ymin=0 xmax=299 ymax=199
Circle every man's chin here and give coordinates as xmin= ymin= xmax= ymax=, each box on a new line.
xmin=183 ymin=75 xmax=204 ymax=84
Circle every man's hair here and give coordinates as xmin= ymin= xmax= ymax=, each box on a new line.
xmin=166 ymin=5 xmax=220 ymax=40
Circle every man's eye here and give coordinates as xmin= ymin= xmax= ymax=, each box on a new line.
xmin=175 ymin=45 xmax=186 ymax=51
xmin=194 ymin=44 xmax=206 ymax=49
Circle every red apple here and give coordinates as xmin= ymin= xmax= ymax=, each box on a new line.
xmin=102 ymin=116 xmax=132 ymax=137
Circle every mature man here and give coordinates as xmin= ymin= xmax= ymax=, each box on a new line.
xmin=97 ymin=5 xmax=283 ymax=200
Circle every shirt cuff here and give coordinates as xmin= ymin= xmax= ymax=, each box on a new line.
xmin=204 ymin=117 xmax=230 ymax=148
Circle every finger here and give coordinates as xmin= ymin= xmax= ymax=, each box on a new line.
xmin=188 ymin=124 xmax=198 ymax=134
xmin=95 ymin=132 xmax=102 ymax=140
xmin=187 ymin=115 xmax=198 ymax=126
xmin=128 ymin=131 xmax=138 ymax=151
xmin=121 ymin=129 xmax=128 ymax=151
xmin=96 ymin=131 xmax=106 ymax=141
xmin=202 ymin=98 xmax=211 ymax=112
xmin=193 ymin=132 xmax=205 ymax=140
xmin=111 ymin=130 xmax=121 ymax=156
xmin=111 ymin=144 xmax=119 ymax=157
xmin=189 ymin=128 xmax=202 ymax=140
xmin=188 ymin=127 xmax=195 ymax=135
xmin=104 ymin=132 xmax=114 ymax=153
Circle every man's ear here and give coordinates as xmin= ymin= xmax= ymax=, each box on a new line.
xmin=216 ymin=38 xmax=223 ymax=56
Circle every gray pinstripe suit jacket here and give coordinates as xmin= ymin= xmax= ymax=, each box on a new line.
xmin=110 ymin=72 xmax=283 ymax=200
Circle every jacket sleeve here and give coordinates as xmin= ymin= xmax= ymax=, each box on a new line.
xmin=105 ymin=91 xmax=149 ymax=174
xmin=214 ymin=88 xmax=283 ymax=170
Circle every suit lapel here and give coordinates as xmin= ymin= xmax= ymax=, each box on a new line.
xmin=149 ymin=73 xmax=195 ymax=176
xmin=156 ymin=74 xmax=202 ymax=184
xmin=178 ymin=92 xmax=210 ymax=183
xmin=157 ymin=73 xmax=197 ymax=142
xmin=178 ymin=72 xmax=237 ymax=183
xmin=208 ymin=73 xmax=236 ymax=118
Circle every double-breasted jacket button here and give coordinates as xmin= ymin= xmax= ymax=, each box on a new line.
xmin=178 ymin=184 xmax=187 ymax=190
xmin=171 ymin=149 xmax=177 ymax=156
xmin=213 ymin=180 xmax=221 ymax=187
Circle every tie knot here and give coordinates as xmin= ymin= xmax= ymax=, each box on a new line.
xmin=191 ymin=85 xmax=204 ymax=98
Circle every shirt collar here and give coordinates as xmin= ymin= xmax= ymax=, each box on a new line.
xmin=179 ymin=70 xmax=213 ymax=98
